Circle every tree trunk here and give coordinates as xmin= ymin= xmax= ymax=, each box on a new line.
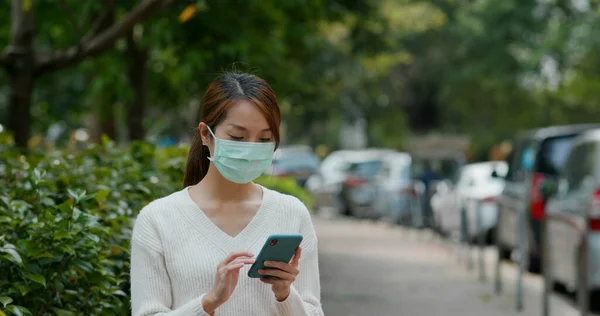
xmin=98 ymin=99 xmax=117 ymax=140
xmin=6 ymin=0 xmax=35 ymax=149
xmin=126 ymin=32 xmax=148 ymax=141
xmin=8 ymin=69 xmax=35 ymax=149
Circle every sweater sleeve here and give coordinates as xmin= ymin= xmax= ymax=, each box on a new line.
xmin=275 ymin=200 xmax=324 ymax=316
xmin=130 ymin=209 xmax=211 ymax=316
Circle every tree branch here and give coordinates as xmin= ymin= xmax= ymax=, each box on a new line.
xmin=35 ymin=0 xmax=176 ymax=75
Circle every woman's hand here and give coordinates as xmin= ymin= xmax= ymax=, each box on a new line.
xmin=203 ymin=251 xmax=255 ymax=314
xmin=258 ymin=247 xmax=302 ymax=302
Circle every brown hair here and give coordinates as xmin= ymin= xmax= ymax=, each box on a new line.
xmin=183 ymin=73 xmax=281 ymax=187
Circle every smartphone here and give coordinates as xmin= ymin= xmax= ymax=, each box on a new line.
xmin=247 ymin=234 xmax=303 ymax=279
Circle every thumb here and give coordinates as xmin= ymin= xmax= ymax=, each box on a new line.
xmin=290 ymin=247 xmax=302 ymax=266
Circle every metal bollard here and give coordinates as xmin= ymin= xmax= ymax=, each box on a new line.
xmin=516 ymin=193 xmax=528 ymax=311
xmin=494 ymin=206 xmax=503 ymax=295
xmin=475 ymin=199 xmax=486 ymax=282
xmin=460 ymin=204 xmax=474 ymax=271
xmin=577 ymin=204 xmax=590 ymax=316
xmin=541 ymin=212 xmax=550 ymax=316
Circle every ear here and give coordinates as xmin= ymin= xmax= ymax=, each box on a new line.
xmin=198 ymin=122 xmax=211 ymax=146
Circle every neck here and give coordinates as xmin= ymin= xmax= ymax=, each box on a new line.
xmin=195 ymin=164 xmax=257 ymax=201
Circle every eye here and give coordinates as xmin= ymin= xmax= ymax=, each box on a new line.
xmin=229 ymin=135 xmax=244 ymax=141
xmin=259 ymin=138 xmax=272 ymax=142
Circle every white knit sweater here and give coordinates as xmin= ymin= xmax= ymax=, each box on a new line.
xmin=130 ymin=186 xmax=324 ymax=316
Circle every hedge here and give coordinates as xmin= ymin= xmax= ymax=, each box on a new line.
xmin=0 ymin=137 xmax=312 ymax=316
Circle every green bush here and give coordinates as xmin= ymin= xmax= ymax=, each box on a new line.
xmin=0 ymin=140 xmax=312 ymax=315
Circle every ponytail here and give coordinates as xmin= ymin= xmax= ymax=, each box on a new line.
xmin=183 ymin=130 xmax=210 ymax=187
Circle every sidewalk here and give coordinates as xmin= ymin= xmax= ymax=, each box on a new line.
xmin=315 ymin=217 xmax=590 ymax=316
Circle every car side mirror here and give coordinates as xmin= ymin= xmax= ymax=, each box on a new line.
xmin=540 ymin=179 xmax=558 ymax=202
xmin=491 ymin=170 xmax=502 ymax=179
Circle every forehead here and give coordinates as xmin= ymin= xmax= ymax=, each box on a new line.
xmin=222 ymin=100 xmax=269 ymax=130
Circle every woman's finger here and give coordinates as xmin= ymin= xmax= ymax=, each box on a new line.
xmin=221 ymin=251 xmax=254 ymax=266
xmin=260 ymin=277 xmax=288 ymax=285
xmin=290 ymin=247 xmax=302 ymax=266
xmin=225 ymin=262 xmax=245 ymax=272
xmin=263 ymin=261 xmax=297 ymax=274
xmin=258 ymin=268 xmax=295 ymax=281
xmin=232 ymin=257 xmax=256 ymax=265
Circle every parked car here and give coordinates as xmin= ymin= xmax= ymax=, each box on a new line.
xmin=496 ymin=124 xmax=600 ymax=273
xmin=431 ymin=161 xmax=507 ymax=241
xmin=267 ymin=145 xmax=320 ymax=187
xmin=306 ymin=148 xmax=395 ymax=216
xmin=372 ymin=152 xmax=424 ymax=227
xmin=463 ymin=162 xmax=508 ymax=243
xmin=340 ymin=159 xmax=384 ymax=218
xmin=544 ymin=129 xmax=600 ymax=302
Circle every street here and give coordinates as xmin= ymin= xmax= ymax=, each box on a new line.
xmin=315 ymin=216 xmax=590 ymax=316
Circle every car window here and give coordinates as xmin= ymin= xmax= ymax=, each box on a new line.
xmin=536 ymin=135 xmax=577 ymax=176
xmin=377 ymin=164 xmax=392 ymax=179
xmin=505 ymin=139 xmax=535 ymax=182
xmin=273 ymin=154 xmax=320 ymax=171
xmin=562 ymin=142 xmax=597 ymax=193
xmin=350 ymin=161 xmax=383 ymax=179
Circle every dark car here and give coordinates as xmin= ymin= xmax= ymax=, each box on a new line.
xmin=496 ymin=124 xmax=600 ymax=273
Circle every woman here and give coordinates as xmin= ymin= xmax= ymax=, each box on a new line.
xmin=130 ymin=72 xmax=324 ymax=316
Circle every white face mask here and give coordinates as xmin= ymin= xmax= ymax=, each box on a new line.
xmin=207 ymin=126 xmax=275 ymax=184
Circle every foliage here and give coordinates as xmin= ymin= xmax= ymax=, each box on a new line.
xmin=0 ymin=141 xmax=312 ymax=315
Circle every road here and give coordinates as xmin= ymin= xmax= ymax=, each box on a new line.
xmin=315 ymin=216 xmax=590 ymax=316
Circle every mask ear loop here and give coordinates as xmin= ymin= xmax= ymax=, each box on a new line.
xmin=270 ymin=148 xmax=277 ymax=188
xmin=206 ymin=125 xmax=217 ymax=162
xmin=206 ymin=125 xmax=217 ymax=139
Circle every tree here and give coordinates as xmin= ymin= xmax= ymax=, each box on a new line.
xmin=0 ymin=0 xmax=176 ymax=148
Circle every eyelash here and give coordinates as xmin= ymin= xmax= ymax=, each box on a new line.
xmin=228 ymin=135 xmax=272 ymax=142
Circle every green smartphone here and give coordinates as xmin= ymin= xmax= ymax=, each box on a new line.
xmin=248 ymin=234 xmax=303 ymax=279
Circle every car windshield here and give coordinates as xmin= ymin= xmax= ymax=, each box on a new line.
xmin=273 ymin=153 xmax=320 ymax=171
xmin=537 ymin=136 xmax=576 ymax=176
xmin=349 ymin=160 xmax=383 ymax=179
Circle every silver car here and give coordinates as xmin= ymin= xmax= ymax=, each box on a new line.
xmin=545 ymin=129 xmax=600 ymax=300
xmin=431 ymin=161 xmax=507 ymax=240
xmin=372 ymin=152 xmax=424 ymax=226
xmin=306 ymin=148 xmax=395 ymax=217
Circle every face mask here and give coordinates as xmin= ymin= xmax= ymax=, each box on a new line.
xmin=206 ymin=126 xmax=275 ymax=184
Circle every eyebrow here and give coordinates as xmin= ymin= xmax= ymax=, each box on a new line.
xmin=228 ymin=123 xmax=271 ymax=132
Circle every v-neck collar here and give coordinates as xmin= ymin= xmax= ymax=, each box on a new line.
xmin=176 ymin=185 xmax=273 ymax=251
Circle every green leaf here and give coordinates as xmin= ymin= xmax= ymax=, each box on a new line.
xmin=50 ymin=308 xmax=75 ymax=316
xmin=85 ymin=233 xmax=100 ymax=243
xmin=40 ymin=197 xmax=55 ymax=206
xmin=0 ymin=296 xmax=12 ymax=307
xmin=72 ymin=208 xmax=81 ymax=221
xmin=13 ymin=283 xmax=30 ymax=296
xmin=0 ymin=216 xmax=10 ymax=223
xmin=58 ymin=244 xmax=75 ymax=255
xmin=57 ymin=203 xmax=71 ymax=213
xmin=4 ymin=305 xmax=21 ymax=316
xmin=136 ymin=184 xmax=151 ymax=195
xmin=31 ymin=252 xmax=54 ymax=260
xmin=24 ymin=274 xmax=45 ymax=287
xmin=67 ymin=189 xmax=78 ymax=201
xmin=0 ymin=245 xmax=22 ymax=266
xmin=112 ymin=289 xmax=127 ymax=296
xmin=73 ymin=260 xmax=94 ymax=273
xmin=4 ymin=305 xmax=31 ymax=316
xmin=94 ymin=189 xmax=110 ymax=204
xmin=53 ymin=231 xmax=72 ymax=240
